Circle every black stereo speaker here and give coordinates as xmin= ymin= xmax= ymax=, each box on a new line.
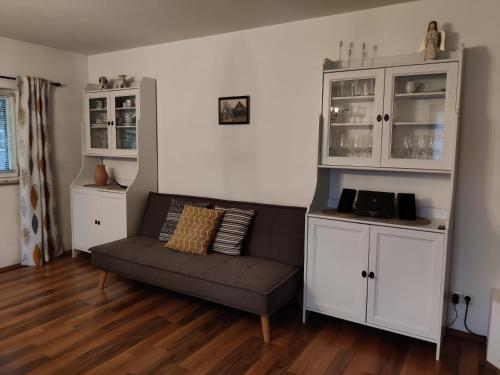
xmin=337 ymin=188 xmax=357 ymax=213
xmin=397 ymin=193 xmax=416 ymax=220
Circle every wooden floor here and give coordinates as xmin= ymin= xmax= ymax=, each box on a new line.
xmin=0 ymin=255 xmax=497 ymax=375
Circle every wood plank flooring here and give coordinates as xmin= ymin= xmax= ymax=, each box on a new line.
xmin=0 ymin=254 xmax=497 ymax=375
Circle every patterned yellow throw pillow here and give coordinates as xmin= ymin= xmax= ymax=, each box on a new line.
xmin=165 ymin=205 xmax=224 ymax=255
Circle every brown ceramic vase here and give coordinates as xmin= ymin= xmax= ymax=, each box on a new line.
xmin=94 ymin=165 xmax=108 ymax=186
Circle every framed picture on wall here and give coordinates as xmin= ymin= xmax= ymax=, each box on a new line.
xmin=218 ymin=96 xmax=250 ymax=124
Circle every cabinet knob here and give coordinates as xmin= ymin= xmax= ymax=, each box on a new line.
xmin=368 ymin=271 xmax=375 ymax=279
xmin=94 ymin=220 xmax=97 ymax=224
xmin=111 ymin=121 xmax=114 ymax=126
xmin=107 ymin=121 xmax=110 ymax=125
xmin=361 ymin=270 xmax=367 ymax=278
xmin=376 ymin=114 xmax=382 ymax=122
xmin=384 ymin=114 xmax=390 ymax=122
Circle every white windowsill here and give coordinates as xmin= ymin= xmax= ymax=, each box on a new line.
xmin=0 ymin=176 xmax=19 ymax=185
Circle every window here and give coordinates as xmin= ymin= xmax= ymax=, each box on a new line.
xmin=0 ymin=89 xmax=17 ymax=179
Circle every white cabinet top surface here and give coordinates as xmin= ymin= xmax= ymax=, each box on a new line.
xmin=308 ymin=209 xmax=447 ymax=234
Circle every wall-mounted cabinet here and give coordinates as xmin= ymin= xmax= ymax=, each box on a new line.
xmin=86 ymin=89 xmax=139 ymax=157
xmin=322 ymin=62 xmax=459 ymax=171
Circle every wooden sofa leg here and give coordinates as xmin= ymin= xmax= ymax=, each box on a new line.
xmin=98 ymin=271 xmax=107 ymax=290
xmin=261 ymin=314 xmax=271 ymax=343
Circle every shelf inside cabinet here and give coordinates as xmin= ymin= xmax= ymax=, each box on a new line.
xmin=393 ymin=122 xmax=443 ymax=126
xmin=116 ymin=125 xmax=136 ymax=128
xmin=331 ymin=95 xmax=375 ymax=101
xmin=395 ymin=92 xmax=446 ymax=99
xmin=115 ymin=107 xmax=136 ymax=110
xmin=90 ymin=124 xmax=108 ymax=128
xmin=89 ymin=108 xmax=107 ymax=112
xmin=330 ymin=122 xmax=373 ymax=127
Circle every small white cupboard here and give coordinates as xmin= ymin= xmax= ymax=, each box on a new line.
xmin=306 ymin=217 xmax=446 ymax=353
xmin=71 ymin=188 xmax=126 ymax=252
xmin=70 ymin=78 xmax=157 ymax=256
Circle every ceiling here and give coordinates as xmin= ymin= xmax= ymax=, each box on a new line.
xmin=0 ymin=0 xmax=415 ymax=55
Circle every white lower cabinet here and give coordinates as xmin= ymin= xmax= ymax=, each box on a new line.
xmin=305 ymin=217 xmax=445 ymax=343
xmin=306 ymin=219 xmax=369 ymax=323
xmin=71 ymin=187 xmax=127 ymax=252
xmin=367 ymin=226 xmax=444 ymax=340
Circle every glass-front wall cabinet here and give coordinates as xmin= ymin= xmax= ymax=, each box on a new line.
xmin=322 ymin=69 xmax=385 ymax=167
xmin=381 ymin=63 xmax=458 ymax=170
xmin=322 ymin=62 xmax=458 ymax=171
xmin=85 ymin=89 xmax=139 ymax=157
xmin=87 ymin=94 xmax=110 ymax=152
xmin=112 ymin=92 xmax=137 ymax=155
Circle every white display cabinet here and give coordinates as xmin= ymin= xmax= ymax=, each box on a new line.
xmin=321 ymin=58 xmax=460 ymax=172
xmin=305 ymin=51 xmax=464 ymax=361
xmin=71 ymin=78 xmax=157 ymax=255
xmin=86 ymin=89 xmax=139 ymax=157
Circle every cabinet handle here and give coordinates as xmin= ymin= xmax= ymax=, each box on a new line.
xmin=107 ymin=121 xmax=110 ymax=125
xmin=384 ymin=114 xmax=390 ymax=122
xmin=111 ymin=121 xmax=114 ymax=126
xmin=361 ymin=270 xmax=367 ymax=278
xmin=376 ymin=114 xmax=382 ymax=122
xmin=368 ymin=271 xmax=375 ymax=279
xmin=94 ymin=219 xmax=97 ymax=224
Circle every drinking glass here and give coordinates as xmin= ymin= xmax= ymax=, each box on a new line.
xmin=427 ymin=136 xmax=435 ymax=159
xmin=403 ymin=136 xmax=413 ymax=158
xmin=417 ymin=136 xmax=426 ymax=159
xmin=362 ymin=80 xmax=369 ymax=96
xmin=353 ymin=134 xmax=361 ymax=157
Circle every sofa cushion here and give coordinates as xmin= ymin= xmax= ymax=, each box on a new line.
xmin=158 ymin=198 xmax=209 ymax=242
xmin=212 ymin=206 xmax=255 ymax=256
xmin=166 ymin=206 xmax=224 ymax=255
xmin=91 ymin=237 xmax=301 ymax=314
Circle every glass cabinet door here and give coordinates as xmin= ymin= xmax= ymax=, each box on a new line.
xmin=381 ymin=63 xmax=458 ymax=170
xmin=322 ymin=69 xmax=385 ymax=167
xmin=111 ymin=91 xmax=138 ymax=156
xmin=86 ymin=94 xmax=111 ymax=153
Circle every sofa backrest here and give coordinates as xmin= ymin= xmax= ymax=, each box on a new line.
xmin=139 ymin=192 xmax=306 ymax=268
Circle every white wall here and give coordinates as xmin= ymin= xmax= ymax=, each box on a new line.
xmin=88 ymin=0 xmax=500 ymax=335
xmin=0 ymin=37 xmax=87 ymax=266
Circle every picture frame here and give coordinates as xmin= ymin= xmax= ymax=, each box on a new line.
xmin=218 ymin=96 xmax=250 ymax=125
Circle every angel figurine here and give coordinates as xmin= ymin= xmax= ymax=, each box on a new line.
xmin=419 ymin=21 xmax=445 ymax=60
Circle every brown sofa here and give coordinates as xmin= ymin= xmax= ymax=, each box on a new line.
xmin=91 ymin=192 xmax=306 ymax=342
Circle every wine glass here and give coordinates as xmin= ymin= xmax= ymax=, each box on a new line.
xmin=427 ymin=136 xmax=435 ymax=159
xmin=357 ymin=105 xmax=367 ymax=123
xmin=339 ymin=133 xmax=348 ymax=156
xmin=417 ymin=136 xmax=426 ymax=159
xmin=353 ymin=134 xmax=361 ymax=157
xmin=403 ymin=136 xmax=413 ymax=159
xmin=367 ymin=135 xmax=373 ymax=157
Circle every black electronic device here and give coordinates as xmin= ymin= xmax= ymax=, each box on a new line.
xmin=355 ymin=190 xmax=395 ymax=219
xmin=337 ymin=188 xmax=357 ymax=213
xmin=397 ymin=193 xmax=417 ymax=220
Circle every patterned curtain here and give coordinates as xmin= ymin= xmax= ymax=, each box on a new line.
xmin=17 ymin=77 xmax=62 ymax=266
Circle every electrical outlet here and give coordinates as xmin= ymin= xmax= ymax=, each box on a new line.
xmin=450 ymin=291 xmax=465 ymax=303
xmin=464 ymin=295 xmax=473 ymax=305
